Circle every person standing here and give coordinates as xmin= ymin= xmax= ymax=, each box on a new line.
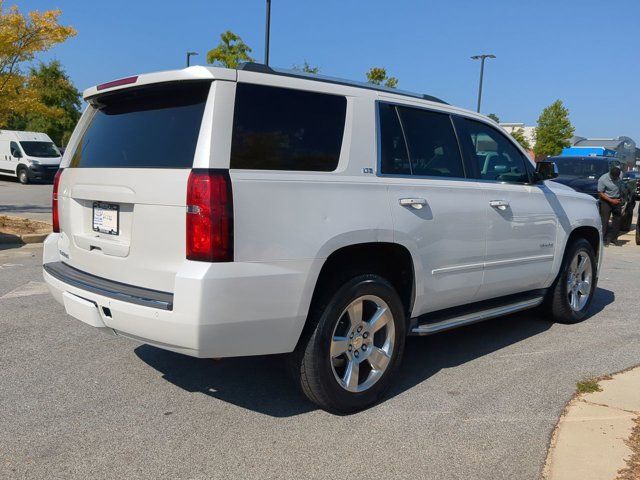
xmin=598 ymin=165 xmax=623 ymax=246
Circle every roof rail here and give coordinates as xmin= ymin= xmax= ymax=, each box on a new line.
xmin=238 ymin=62 xmax=448 ymax=105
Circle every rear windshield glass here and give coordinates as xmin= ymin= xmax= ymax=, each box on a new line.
xmin=552 ymin=158 xmax=611 ymax=177
xmin=70 ymin=81 xmax=210 ymax=168
xmin=231 ymin=83 xmax=347 ymax=171
xmin=20 ymin=141 xmax=60 ymax=158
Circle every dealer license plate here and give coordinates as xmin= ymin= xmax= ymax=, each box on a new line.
xmin=92 ymin=202 xmax=119 ymax=235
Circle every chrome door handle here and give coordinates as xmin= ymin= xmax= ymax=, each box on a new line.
xmin=489 ymin=200 xmax=510 ymax=210
xmin=399 ymin=198 xmax=427 ymax=210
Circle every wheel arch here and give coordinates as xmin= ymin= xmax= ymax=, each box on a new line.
xmin=567 ymin=225 xmax=600 ymax=263
xmin=552 ymin=225 xmax=601 ymax=287
xmin=294 ymin=242 xmax=416 ymax=349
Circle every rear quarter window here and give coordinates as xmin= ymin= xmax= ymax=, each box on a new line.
xmin=70 ymin=81 xmax=210 ymax=168
xmin=230 ymin=83 xmax=347 ymax=172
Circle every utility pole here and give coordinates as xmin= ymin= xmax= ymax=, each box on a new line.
xmin=264 ymin=0 xmax=271 ymax=65
xmin=471 ymin=54 xmax=495 ymax=113
xmin=186 ymin=51 xmax=198 ymax=67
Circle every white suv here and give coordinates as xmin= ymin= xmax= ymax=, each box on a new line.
xmin=43 ymin=64 xmax=602 ymax=413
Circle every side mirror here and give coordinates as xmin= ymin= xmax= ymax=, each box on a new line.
xmin=535 ymin=161 xmax=558 ymax=181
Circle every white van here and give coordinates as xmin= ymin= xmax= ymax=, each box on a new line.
xmin=43 ymin=65 xmax=601 ymax=413
xmin=0 ymin=130 xmax=62 ymax=184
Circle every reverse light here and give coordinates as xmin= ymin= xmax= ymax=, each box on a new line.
xmin=52 ymin=168 xmax=64 ymax=233
xmin=186 ymin=169 xmax=233 ymax=262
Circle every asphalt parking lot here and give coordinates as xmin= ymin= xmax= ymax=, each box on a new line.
xmin=0 ymin=178 xmax=53 ymax=222
xmin=1 ymin=235 xmax=639 ymax=480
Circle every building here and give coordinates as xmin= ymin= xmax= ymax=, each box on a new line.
xmin=499 ymin=123 xmax=536 ymax=148
xmin=567 ymin=136 xmax=639 ymax=169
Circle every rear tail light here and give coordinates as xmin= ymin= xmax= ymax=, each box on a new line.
xmin=52 ymin=168 xmax=64 ymax=233
xmin=186 ymin=169 xmax=233 ymax=262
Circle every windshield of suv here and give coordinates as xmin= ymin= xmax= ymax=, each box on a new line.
xmin=553 ymin=157 xmax=610 ymax=178
xmin=20 ymin=141 xmax=60 ymax=158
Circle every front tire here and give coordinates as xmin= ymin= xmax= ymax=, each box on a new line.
xmin=289 ymin=274 xmax=406 ymax=414
xmin=17 ymin=167 xmax=28 ymax=185
xmin=620 ymin=208 xmax=633 ymax=232
xmin=546 ymin=238 xmax=597 ymax=324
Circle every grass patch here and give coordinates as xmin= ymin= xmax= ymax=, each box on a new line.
xmin=576 ymin=378 xmax=602 ymax=394
xmin=616 ymin=417 xmax=640 ymax=480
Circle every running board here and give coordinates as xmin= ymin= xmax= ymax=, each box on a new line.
xmin=410 ymin=296 xmax=544 ymax=336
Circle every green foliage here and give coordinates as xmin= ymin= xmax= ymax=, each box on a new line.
xmin=292 ymin=60 xmax=319 ymax=74
xmin=0 ymin=1 xmax=76 ymax=125
xmin=366 ymin=67 xmax=398 ymax=88
xmin=510 ymin=127 xmax=531 ymax=151
xmin=576 ymin=379 xmax=602 ymax=394
xmin=206 ymin=30 xmax=254 ymax=68
xmin=534 ymin=100 xmax=575 ymax=158
xmin=487 ymin=113 xmax=500 ymax=123
xmin=7 ymin=60 xmax=81 ymax=146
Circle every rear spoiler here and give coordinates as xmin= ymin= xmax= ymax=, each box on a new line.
xmin=83 ymin=66 xmax=237 ymax=100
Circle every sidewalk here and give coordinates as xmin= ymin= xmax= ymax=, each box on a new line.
xmin=543 ymin=366 xmax=640 ymax=480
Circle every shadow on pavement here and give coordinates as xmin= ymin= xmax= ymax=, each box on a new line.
xmin=0 ymin=233 xmax=24 ymax=249
xmin=0 ymin=204 xmax=51 ymax=214
xmin=135 ymin=287 xmax=615 ymax=417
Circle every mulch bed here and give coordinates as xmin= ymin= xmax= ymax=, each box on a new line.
xmin=0 ymin=215 xmax=52 ymax=236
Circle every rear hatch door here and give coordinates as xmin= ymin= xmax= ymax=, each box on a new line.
xmin=56 ymin=81 xmax=212 ymax=293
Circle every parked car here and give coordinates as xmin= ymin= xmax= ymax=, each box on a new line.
xmin=623 ymin=171 xmax=640 ymax=200
xmin=43 ymin=64 xmax=602 ymax=413
xmin=549 ymin=155 xmax=636 ymax=232
xmin=0 ymin=130 xmax=61 ymax=184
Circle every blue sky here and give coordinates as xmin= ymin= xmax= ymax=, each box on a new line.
xmin=15 ymin=0 xmax=640 ymax=141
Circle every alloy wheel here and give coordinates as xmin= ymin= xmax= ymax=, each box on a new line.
xmin=329 ymin=295 xmax=395 ymax=393
xmin=566 ymin=250 xmax=592 ymax=312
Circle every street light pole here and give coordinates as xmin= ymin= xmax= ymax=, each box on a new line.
xmin=471 ymin=54 xmax=496 ymax=113
xmin=186 ymin=51 xmax=198 ymax=67
xmin=264 ymin=0 xmax=271 ymax=65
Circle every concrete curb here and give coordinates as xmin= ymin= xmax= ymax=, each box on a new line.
xmin=0 ymin=214 xmax=51 ymax=245
xmin=0 ymin=232 xmax=49 ymax=245
xmin=543 ymin=366 xmax=640 ymax=480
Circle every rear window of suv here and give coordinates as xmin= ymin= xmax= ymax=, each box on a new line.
xmin=231 ymin=83 xmax=347 ymax=172
xmin=70 ymin=81 xmax=210 ymax=168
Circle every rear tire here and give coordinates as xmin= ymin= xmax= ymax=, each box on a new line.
xmin=288 ymin=274 xmax=406 ymax=414
xmin=17 ymin=167 xmax=28 ymax=185
xmin=545 ymin=238 xmax=597 ymax=324
xmin=620 ymin=209 xmax=633 ymax=232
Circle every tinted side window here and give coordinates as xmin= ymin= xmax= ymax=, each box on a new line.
xmin=454 ymin=117 xmax=531 ymax=183
xmin=379 ymin=103 xmax=411 ymax=175
xmin=231 ymin=84 xmax=346 ymax=171
xmin=10 ymin=142 xmax=21 ymax=157
xmin=397 ymin=106 xmax=465 ymax=178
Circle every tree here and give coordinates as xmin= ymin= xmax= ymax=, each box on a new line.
xmin=206 ymin=30 xmax=254 ymax=68
xmin=292 ymin=60 xmax=319 ymax=74
xmin=0 ymin=2 xmax=76 ymax=125
xmin=366 ymin=67 xmax=398 ymax=88
xmin=533 ymin=100 xmax=575 ymax=158
xmin=487 ymin=113 xmax=500 ymax=123
xmin=510 ymin=127 xmax=531 ymax=151
xmin=7 ymin=61 xmax=81 ymax=146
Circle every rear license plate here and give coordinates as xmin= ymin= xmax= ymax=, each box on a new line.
xmin=92 ymin=202 xmax=119 ymax=235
